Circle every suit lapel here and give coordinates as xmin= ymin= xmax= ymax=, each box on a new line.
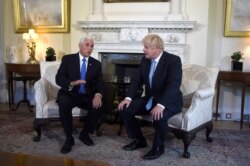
xmin=74 ymin=54 xmax=81 ymax=78
xmin=145 ymin=59 xmax=152 ymax=86
xmin=85 ymin=56 xmax=93 ymax=81
xmin=151 ymin=52 xmax=167 ymax=87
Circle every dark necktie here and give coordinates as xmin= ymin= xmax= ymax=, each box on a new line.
xmin=79 ymin=58 xmax=86 ymax=93
xmin=146 ymin=60 xmax=156 ymax=110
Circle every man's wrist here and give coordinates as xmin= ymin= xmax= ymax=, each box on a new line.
xmin=157 ymin=103 xmax=165 ymax=109
xmin=69 ymin=82 xmax=73 ymax=91
xmin=95 ymin=93 xmax=102 ymax=98
xmin=125 ymin=97 xmax=132 ymax=101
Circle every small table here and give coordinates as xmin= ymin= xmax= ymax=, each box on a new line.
xmin=5 ymin=63 xmax=40 ymax=111
xmin=215 ymin=70 xmax=250 ymax=129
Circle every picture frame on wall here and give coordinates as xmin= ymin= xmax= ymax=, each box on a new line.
xmin=224 ymin=0 xmax=250 ymax=37
xmin=104 ymin=0 xmax=169 ymax=2
xmin=12 ymin=0 xmax=70 ymax=33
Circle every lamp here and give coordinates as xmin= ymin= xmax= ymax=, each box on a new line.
xmin=23 ymin=29 xmax=39 ymax=64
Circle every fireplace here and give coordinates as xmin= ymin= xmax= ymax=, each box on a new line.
xmin=101 ymin=52 xmax=143 ymax=82
xmin=101 ymin=52 xmax=144 ymax=118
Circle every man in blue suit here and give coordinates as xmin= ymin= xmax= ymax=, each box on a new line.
xmin=118 ymin=34 xmax=183 ymax=160
xmin=56 ymin=37 xmax=104 ymax=154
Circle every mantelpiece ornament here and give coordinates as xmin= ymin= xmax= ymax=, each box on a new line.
xmin=77 ymin=21 xmax=196 ymax=32
xmin=77 ymin=20 xmax=196 ymax=64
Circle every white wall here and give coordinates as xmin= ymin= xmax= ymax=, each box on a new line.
xmin=1 ymin=0 xmax=250 ymax=120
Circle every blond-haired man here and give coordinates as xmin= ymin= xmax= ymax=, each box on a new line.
xmin=118 ymin=34 xmax=183 ymax=160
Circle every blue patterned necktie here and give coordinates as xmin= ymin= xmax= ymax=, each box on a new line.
xmin=146 ymin=60 xmax=156 ymax=110
xmin=79 ymin=58 xmax=86 ymax=93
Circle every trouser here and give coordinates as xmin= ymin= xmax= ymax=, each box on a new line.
xmin=120 ymin=97 xmax=176 ymax=148
xmin=57 ymin=90 xmax=102 ymax=139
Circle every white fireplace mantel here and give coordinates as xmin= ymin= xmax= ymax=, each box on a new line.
xmin=77 ymin=21 xmax=196 ymax=32
xmin=77 ymin=0 xmax=196 ymax=63
xmin=77 ymin=20 xmax=196 ymax=63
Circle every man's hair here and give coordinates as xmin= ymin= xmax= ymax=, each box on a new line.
xmin=79 ymin=36 xmax=93 ymax=44
xmin=142 ymin=34 xmax=164 ymax=49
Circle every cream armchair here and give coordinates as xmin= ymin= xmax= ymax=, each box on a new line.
xmin=33 ymin=61 xmax=101 ymax=142
xmin=136 ymin=64 xmax=219 ymax=158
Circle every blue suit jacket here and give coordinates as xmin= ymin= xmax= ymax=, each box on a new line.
xmin=127 ymin=51 xmax=183 ymax=113
xmin=56 ymin=53 xmax=104 ymax=96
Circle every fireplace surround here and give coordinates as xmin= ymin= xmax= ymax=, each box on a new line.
xmin=78 ymin=20 xmax=196 ymax=64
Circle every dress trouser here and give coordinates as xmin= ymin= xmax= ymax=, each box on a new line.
xmin=120 ymin=97 xmax=175 ymax=148
xmin=57 ymin=90 xmax=102 ymax=139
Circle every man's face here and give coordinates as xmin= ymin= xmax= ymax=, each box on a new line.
xmin=79 ymin=39 xmax=94 ymax=57
xmin=143 ymin=42 xmax=158 ymax=59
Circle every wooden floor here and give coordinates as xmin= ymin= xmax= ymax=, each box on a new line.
xmin=0 ymin=103 xmax=250 ymax=131
xmin=0 ymin=150 xmax=110 ymax=166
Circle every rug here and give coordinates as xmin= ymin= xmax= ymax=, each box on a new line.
xmin=0 ymin=108 xmax=250 ymax=166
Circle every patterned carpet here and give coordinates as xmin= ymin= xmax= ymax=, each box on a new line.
xmin=0 ymin=107 xmax=250 ymax=166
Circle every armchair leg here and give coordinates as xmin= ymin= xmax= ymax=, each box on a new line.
xmin=33 ymin=119 xmax=49 ymax=142
xmin=205 ymin=121 xmax=213 ymax=142
xmin=182 ymin=132 xmax=196 ymax=158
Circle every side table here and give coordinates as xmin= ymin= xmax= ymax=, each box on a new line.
xmin=215 ymin=70 xmax=250 ymax=129
xmin=5 ymin=63 xmax=40 ymax=111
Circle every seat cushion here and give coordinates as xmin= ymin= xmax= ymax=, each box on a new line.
xmin=39 ymin=99 xmax=88 ymax=118
xmin=168 ymin=108 xmax=188 ymax=129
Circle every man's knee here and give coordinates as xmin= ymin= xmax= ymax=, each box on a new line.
xmin=57 ymin=92 xmax=73 ymax=107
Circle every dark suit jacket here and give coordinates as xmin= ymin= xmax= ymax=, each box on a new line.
xmin=56 ymin=53 xmax=104 ymax=97
xmin=127 ymin=51 xmax=183 ymax=113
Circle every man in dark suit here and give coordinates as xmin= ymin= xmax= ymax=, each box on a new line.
xmin=118 ymin=34 xmax=183 ymax=160
xmin=56 ymin=37 xmax=104 ymax=154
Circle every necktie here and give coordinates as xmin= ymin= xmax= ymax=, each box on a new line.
xmin=149 ymin=60 xmax=156 ymax=87
xmin=79 ymin=58 xmax=86 ymax=93
xmin=146 ymin=60 xmax=156 ymax=110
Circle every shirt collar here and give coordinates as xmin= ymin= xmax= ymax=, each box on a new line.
xmin=153 ymin=51 xmax=163 ymax=63
xmin=79 ymin=53 xmax=89 ymax=62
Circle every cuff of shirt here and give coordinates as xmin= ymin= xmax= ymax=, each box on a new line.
xmin=125 ymin=97 xmax=132 ymax=101
xmin=69 ymin=85 xmax=73 ymax=91
xmin=95 ymin=93 xmax=102 ymax=98
xmin=157 ymin=103 xmax=165 ymax=109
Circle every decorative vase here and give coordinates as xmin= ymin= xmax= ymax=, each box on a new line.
xmin=231 ymin=61 xmax=243 ymax=71
xmin=45 ymin=56 xmax=56 ymax=61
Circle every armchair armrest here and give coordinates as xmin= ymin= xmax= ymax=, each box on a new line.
xmin=182 ymin=87 xmax=215 ymax=131
xmin=34 ymin=79 xmax=49 ymax=118
xmin=194 ymin=86 xmax=215 ymax=99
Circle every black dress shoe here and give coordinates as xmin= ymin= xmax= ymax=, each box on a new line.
xmin=61 ymin=138 xmax=75 ymax=154
xmin=143 ymin=146 xmax=165 ymax=160
xmin=79 ymin=133 xmax=94 ymax=146
xmin=122 ymin=139 xmax=147 ymax=151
